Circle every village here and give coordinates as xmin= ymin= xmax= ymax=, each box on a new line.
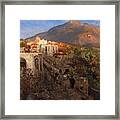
xmin=20 ymin=36 xmax=69 ymax=57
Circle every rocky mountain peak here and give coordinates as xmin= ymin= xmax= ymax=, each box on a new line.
xmin=26 ymin=20 xmax=100 ymax=48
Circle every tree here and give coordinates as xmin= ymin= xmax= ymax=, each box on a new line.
xmin=71 ymin=46 xmax=100 ymax=90
xmin=20 ymin=41 xmax=26 ymax=48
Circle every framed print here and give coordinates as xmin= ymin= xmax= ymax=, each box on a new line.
xmin=0 ymin=0 xmax=119 ymax=119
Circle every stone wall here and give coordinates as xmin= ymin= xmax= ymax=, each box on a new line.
xmin=20 ymin=53 xmax=40 ymax=74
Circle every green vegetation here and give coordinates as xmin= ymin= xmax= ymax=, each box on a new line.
xmin=66 ymin=46 xmax=100 ymax=90
xmin=20 ymin=41 xmax=26 ymax=48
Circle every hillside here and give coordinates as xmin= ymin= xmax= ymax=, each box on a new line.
xmin=26 ymin=20 xmax=100 ymax=47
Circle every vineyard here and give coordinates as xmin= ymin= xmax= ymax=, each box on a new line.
xmin=20 ymin=46 xmax=100 ymax=100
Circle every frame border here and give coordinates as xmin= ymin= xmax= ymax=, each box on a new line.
xmin=0 ymin=0 xmax=119 ymax=119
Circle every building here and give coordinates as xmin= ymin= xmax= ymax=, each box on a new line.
xmin=44 ymin=44 xmax=58 ymax=56
xmin=20 ymin=36 xmax=58 ymax=56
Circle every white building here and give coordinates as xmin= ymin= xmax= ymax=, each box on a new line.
xmin=23 ymin=36 xmax=58 ymax=55
xmin=44 ymin=44 xmax=58 ymax=56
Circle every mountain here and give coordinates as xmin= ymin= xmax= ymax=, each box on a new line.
xmin=26 ymin=20 xmax=100 ymax=47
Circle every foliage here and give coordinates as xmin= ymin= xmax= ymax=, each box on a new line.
xmin=20 ymin=41 xmax=26 ymax=48
xmin=71 ymin=46 xmax=100 ymax=90
xmin=69 ymin=67 xmax=75 ymax=76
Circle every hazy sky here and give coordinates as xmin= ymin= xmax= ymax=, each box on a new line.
xmin=20 ymin=20 xmax=100 ymax=39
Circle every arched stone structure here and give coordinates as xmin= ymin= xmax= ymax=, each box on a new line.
xmin=20 ymin=57 xmax=26 ymax=68
xmin=20 ymin=53 xmax=43 ymax=75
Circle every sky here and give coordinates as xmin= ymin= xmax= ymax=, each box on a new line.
xmin=20 ymin=20 xmax=100 ymax=39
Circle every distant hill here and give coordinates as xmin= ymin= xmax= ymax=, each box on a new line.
xmin=25 ymin=20 xmax=100 ymax=47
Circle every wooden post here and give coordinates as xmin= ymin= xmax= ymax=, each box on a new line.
xmin=39 ymin=54 xmax=44 ymax=81
xmin=83 ymin=79 xmax=88 ymax=96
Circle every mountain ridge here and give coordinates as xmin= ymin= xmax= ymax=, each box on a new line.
xmin=25 ymin=21 xmax=100 ymax=47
